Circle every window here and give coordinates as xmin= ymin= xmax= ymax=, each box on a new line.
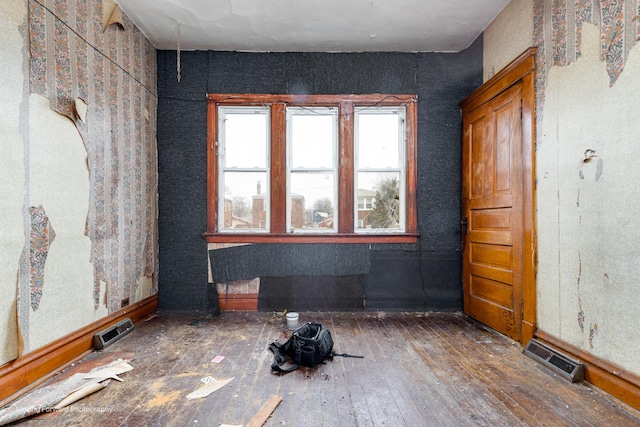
xmin=206 ymin=94 xmax=418 ymax=243
xmin=217 ymin=106 xmax=269 ymax=232
xmin=287 ymin=107 xmax=338 ymax=233
xmin=355 ymin=107 xmax=405 ymax=232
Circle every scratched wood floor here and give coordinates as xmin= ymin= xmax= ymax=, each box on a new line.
xmin=15 ymin=311 xmax=640 ymax=426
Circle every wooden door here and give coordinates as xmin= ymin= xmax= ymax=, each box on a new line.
xmin=462 ymin=83 xmax=524 ymax=342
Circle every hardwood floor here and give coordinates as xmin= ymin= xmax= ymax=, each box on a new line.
xmin=13 ymin=312 xmax=640 ymax=426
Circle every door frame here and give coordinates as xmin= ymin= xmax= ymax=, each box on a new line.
xmin=460 ymin=48 xmax=537 ymax=345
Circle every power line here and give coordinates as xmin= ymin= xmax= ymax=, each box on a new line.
xmin=31 ymin=0 xmax=156 ymax=96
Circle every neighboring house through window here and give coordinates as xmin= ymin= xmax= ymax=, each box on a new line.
xmin=357 ymin=188 xmax=377 ymax=229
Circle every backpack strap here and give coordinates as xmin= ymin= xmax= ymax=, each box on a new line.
xmin=329 ymin=351 xmax=364 ymax=359
xmin=269 ymin=342 xmax=299 ymax=373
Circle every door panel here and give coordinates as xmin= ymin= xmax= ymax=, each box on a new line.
xmin=472 ymin=243 xmax=513 ymax=268
xmin=470 ymin=275 xmax=513 ymax=307
xmin=469 ymin=263 xmax=512 ymax=285
xmin=471 ymin=207 xmax=512 ymax=231
xmin=494 ymin=104 xmax=514 ymax=193
xmin=470 ymin=207 xmax=512 ymax=246
xmin=462 ymin=83 xmax=523 ymax=342
xmin=470 ymin=118 xmax=487 ymax=197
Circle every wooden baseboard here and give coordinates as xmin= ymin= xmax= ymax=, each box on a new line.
xmin=219 ymin=293 xmax=258 ymax=311
xmin=536 ymin=330 xmax=640 ymax=412
xmin=0 ymin=294 xmax=158 ymax=404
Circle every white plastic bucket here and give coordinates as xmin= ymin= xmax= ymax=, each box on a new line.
xmin=286 ymin=312 xmax=299 ymax=330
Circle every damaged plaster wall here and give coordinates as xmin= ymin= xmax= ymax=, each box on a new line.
xmin=0 ymin=0 xmax=158 ymax=362
xmin=27 ymin=0 xmax=159 ymax=320
xmin=27 ymin=93 xmax=108 ymax=350
xmin=0 ymin=0 xmax=27 ymax=366
xmin=537 ymin=23 xmax=640 ymax=375
xmin=21 ymin=0 xmax=158 ymax=353
xmin=486 ymin=0 xmax=640 ymax=376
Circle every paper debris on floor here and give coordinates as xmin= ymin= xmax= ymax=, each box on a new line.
xmin=83 ymin=360 xmax=133 ymax=381
xmin=53 ymin=380 xmax=109 ymax=410
xmin=0 ymin=373 xmax=102 ymax=426
xmin=0 ymin=358 xmax=132 ymax=426
xmin=186 ymin=376 xmax=234 ymax=400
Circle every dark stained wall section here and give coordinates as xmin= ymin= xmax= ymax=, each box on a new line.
xmin=209 ymin=244 xmax=370 ymax=283
xmin=157 ymin=38 xmax=483 ymax=312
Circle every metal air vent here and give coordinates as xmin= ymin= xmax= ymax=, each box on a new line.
xmin=524 ymin=339 xmax=584 ymax=383
xmin=93 ymin=318 xmax=134 ymax=350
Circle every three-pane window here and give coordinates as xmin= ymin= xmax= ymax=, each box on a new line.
xmin=206 ymin=94 xmax=418 ymax=243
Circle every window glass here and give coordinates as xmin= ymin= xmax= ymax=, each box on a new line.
xmin=289 ymin=172 xmax=336 ymax=231
xmin=287 ymin=107 xmax=338 ymax=232
xmin=356 ymin=172 xmax=402 ymax=231
xmin=357 ymin=111 xmax=401 ymax=169
xmin=219 ymin=107 xmax=269 ymax=232
xmin=355 ymin=107 xmax=405 ymax=232
xmin=291 ymin=113 xmax=334 ymax=168
xmin=222 ymin=109 xmax=268 ymax=168
xmin=221 ymin=171 xmax=268 ymax=230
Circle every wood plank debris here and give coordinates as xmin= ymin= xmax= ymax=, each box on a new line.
xmin=246 ymin=395 xmax=283 ymax=427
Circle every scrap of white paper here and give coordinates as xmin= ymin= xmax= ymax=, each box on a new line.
xmin=186 ymin=377 xmax=234 ymax=400
xmin=53 ymin=381 xmax=108 ymax=410
xmin=201 ymin=376 xmax=215 ymax=385
xmin=83 ymin=361 xmax=133 ymax=382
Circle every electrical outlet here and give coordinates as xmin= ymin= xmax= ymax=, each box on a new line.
xmin=121 ymin=297 xmax=130 ymax=308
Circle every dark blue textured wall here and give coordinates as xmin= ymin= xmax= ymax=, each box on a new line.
xmin=157 ymin=38 xmax=483 ymax=312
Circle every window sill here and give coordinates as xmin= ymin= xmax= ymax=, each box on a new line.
xmin=203 ymin=232 xmax=419 ymax=244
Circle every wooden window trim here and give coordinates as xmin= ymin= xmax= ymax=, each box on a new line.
xmin=338 ymin=101 xmax=355 ymax=234
xmin=270 ymin=102 xmax=287 ymax=234
xmin=205 ymin=93 xmax=419 ymax=244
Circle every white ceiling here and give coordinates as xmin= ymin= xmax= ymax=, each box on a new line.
xmin=117 ymin=0 xmax=509 ymax=53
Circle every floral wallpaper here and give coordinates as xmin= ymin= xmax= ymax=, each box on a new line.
xmin=534 ymin=0 xmax=640 ymax=120
xmin=28 ymin=0 xmax=158 ymax=314
xmin=27 ymin=206 xmax=56 ymax=311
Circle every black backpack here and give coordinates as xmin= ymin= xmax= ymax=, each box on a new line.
xmin=269 ymin=321 xmax=362 ymax=373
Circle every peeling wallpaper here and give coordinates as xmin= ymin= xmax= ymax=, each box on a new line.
xmin=0 ymin=0 xmax=160 ymax=360
xmin=26 ymin=205 xmax=55 ymax=310
xmin=25 ymin=92 xmax=107 ymax=352
xmin=533 ymin=0 xmax=640 ymax=376
xmin=536 ymin=24 xmax=640 ymax=375
xmin=534 ymin=0 xmax=640 ymax=121
xmin=27 ymin=0 xmax=158 ymax=313
xmin=534 ymin=0 xmax=640 ymax=82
